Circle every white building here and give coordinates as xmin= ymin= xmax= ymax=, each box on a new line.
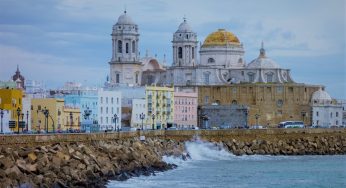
xmin=311 ymin=88 xmax=343 ymax=127
xmin=0 ymin=110 xmax=12 ymax=133
xmin=22 ymin=95 xmax=32 ymax=131
xmin=130 ymin=98 xmax=146 ymax=129
xmin=25 ymin=80 xmax=46 ymax=98
xmin=98 ymin=89 xmax=122 ymax=131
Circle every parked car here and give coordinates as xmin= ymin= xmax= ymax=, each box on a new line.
xmin=167 ymin=126 xmax=178 ymax=130
xmin=278 ymin=121 xmax=304 ymax=128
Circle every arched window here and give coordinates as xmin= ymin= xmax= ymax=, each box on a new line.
xmin=208 ymin=58 xmax=215 ymax=63
xmin=117 ymin=40 xmax=122 ymax=53
xmin=231 ymin=100 xmax=238 ymax=105
xmin=116 ymin=73 xmax=120 ymax=83
xmin=203 ymin=72 xmax=210 ymax=84
xmin=192 ymin=47 xmax=194 ymax=59
xmin=126 ymin=43 xmax=129 ymax=53
xmin=266 ymin=72 xmax=273 ymax=82
xmin=135 ymin=72 xmax=139 ymax=84
xmin=248 ymin=72 xmax=255 ymax=82
xmin=132 ymin=41 xmax=135 ymax=53
xmin=178 ymin=47 xmax=182 ymax=59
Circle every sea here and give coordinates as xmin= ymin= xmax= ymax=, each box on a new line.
xmin=107 ymin=140 xmax=346 ymax=188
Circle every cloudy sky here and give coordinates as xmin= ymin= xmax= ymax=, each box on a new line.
xmin=0 ymin=0 xmax=345 ymax=98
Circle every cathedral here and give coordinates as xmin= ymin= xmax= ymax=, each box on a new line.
xmin=107 ymin=12 xmax=340 ymax=127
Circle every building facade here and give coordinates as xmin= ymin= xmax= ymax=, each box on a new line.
xmin=197 ymin=84 xmax=321 ymax=127
xmin=311 ymin=89 xmax=343 ymax=127
xmin=198 ymin=104 xmax=248 ymax=129
xmin=173 ymin=91 xmax=198 ymax=128
xmin=130 ymin=98 xmax=146 ymax=129
xmin=64 ymin=88 xmax=98 ymax=123
xmin=0 ymin=88 xmax=23 ymax=132
xmin=145 ymin=86 xmax=174 ymax=129
xmin=31 ymin=98 xmax=81 ymax=132
xmin=98 ymin=89 xmax=122 ymax=131
xmin=12 ymin=65 xmax=25 ymax=89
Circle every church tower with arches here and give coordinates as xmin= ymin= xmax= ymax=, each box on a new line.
xmin=109 ymin=11 xmax=142 ymax=86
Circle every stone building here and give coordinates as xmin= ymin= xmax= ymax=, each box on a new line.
xmin=198 ymin=104 xmax=248 ymax=129
xmin=311 ymin=89 xmax=343 ymax=127
xmin=197 ymin=84 xmax=321 ymax=127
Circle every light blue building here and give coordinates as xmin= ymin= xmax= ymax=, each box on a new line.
xmin=64 ymin=89 xmax=98 ymax=123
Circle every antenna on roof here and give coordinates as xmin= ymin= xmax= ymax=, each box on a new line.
xmin=183 ymin=15 xmax=186 ymax=22
xmin=124 ymin=5 xmax=127 ymax=14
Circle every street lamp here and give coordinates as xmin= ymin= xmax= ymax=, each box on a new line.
xmin=152 ymin=113 xmax=155 ymax=130
xmin=113 ymin=113 xmax=118 ymax=132
xmin=140 ymin=113 xmax=145 ymax=130
xmin=69 ymin=112 xmax=73 ymax=132
xmin=16 ymin=107 xmax=21 ymax=134
xmin=255 ymin=114 xmax=260 ymax=127
xmin=0 ymin=109 xmax=4 ymax=134
xmin=21 ymin=113 xmax=24 ymax=132
xmin=43 ymin=107 xmax=49 ymax=133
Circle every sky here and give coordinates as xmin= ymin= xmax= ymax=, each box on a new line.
xmin=0 ymin=0 xmax=345 ymax=98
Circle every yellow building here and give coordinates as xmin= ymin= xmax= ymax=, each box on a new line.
xmin=145 ymin=86 xmax=174 ymax=129
xmin=31 ymin=98 xmax=81 ymax=132
xmin=0 ymin=88 xmax=23 ymax=132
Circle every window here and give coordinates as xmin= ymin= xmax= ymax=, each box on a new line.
xmin=106 ymin=107 xmax=108 ymax=114
xmin=117 ymin=98 xmax=119 ymax=104
xmin=118 ymin=40 xmax=122 ymax=53
xmin=111 ymin=97 xmax=113 ymax=104
xmin=106 ymin=97 xmax=108 ymax=104
xmin=336 ymin=112 xmax=339 ymax=117
xmin=248 ymin=73 xmax=255 ymax=82
xmin=192 ymin=47 xmax=194 ymax=59
xmin=208 ymin=58 xmax=215 ymax=63
xmin=336 ymin=121 xmax=339 ymax=125
xmin=106 ymin=117 xmax=108 ymax=124
xmin=178 ymin=47 xmax=182 ymax=58
xmin=330 ymin=112 xmax=332 ymax=118
xmin=132 ymin=41 xmax=135 ymax=53
xmin=135 ymin=73 xmax=139 ymax=84
xmin=116 ymin=74 xmax=120 ymax=83
xmin=101 ymin=107 xmax=103 ymax=114
xmin=266 ymin=73 xmax=273 ymax=82
xmin=126 ymin=43 xmax=129 ymax=53
xmin=316 ymin=111 xmax=319 ymax=117
xmin=204 ymin=72 xmax=210 ymax=84
xmin=38 ymin=105 xmax=41 ymax=110
xmin=204 ymin=96 xmax=209 ymax=104
xmin=186 ymin=34 xmax=189 ymax=39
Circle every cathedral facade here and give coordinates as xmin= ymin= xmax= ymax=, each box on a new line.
xmin=107 ymin=12 xmax=339 ymax=127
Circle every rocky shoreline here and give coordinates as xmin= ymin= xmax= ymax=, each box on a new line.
xmin=222 ymin=135 xmax=346 ymax=155
xmin=0 ymin=138 xmax=186 ymax=188
xmin=0 ymin=134 xmax=345 ymax=187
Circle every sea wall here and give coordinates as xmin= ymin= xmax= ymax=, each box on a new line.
xmin=0 ymin=129 xmax=345 ymax=187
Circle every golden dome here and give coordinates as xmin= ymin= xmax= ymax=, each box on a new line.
xmin=202 ymin=29 xmax=240 ymax=47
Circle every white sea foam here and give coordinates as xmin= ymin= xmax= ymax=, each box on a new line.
xmin=184 ymin=138 xmax=234 ymax=161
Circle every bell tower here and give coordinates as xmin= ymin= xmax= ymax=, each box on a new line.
xmin=109 ymin=11 xmax=142 ymax=86
xmin=172 ymin=18 xmax=198 ymax=67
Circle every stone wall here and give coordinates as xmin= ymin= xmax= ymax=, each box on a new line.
xmin=1 ymin=129 xmax=345 ymax=146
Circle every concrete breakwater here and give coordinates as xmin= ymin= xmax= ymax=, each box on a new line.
xmin=0 ymin=129 xmax=345 ymax=187
xmin=0 ymin=138 xmax=185 ymax=188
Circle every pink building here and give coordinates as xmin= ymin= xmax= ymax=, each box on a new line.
xmin=174 ymin=91 xmax=198 ymax=129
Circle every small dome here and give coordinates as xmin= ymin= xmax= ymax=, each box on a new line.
xmin=202 ymin=29 xmax=240 ymax=47
xmin=247 ymin=42 xmax=280 ymax=69
xmin=117 ymin=11 xmax=135 ymax=25
xmin=177 ymin=18 xmax=192 ymax=32
xmin=247 ymin=57 xmax=280 ymax=69
xmin=312 ymin=88 xmax=332 ymax=101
